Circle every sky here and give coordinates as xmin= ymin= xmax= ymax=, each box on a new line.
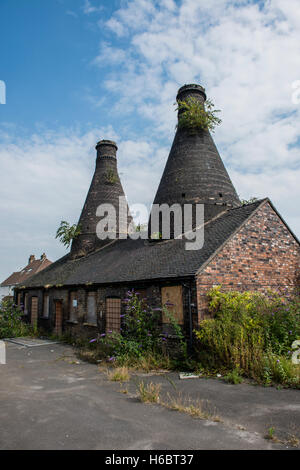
xmin=0 ymin=0 xmax=299 ymax=281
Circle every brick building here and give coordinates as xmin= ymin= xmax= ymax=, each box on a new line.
xmin=16 ymin=84 xmax=300 ymax=342
xmin=1 ymin=254 xmax=52 ymax=302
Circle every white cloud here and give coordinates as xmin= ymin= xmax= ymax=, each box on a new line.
xmin=0 ymin=125 xmax=167 ymax=280
xmin=2 ymin=0 xmax=300 ymax=280
xmin=82 ymin=0 xmax=103 ymax=15
xmin=96 ymin=0 xmax=300 ymax=234
xmin=92 ymin=43 xmax=127 ymax=67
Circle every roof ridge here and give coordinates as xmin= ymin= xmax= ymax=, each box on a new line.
xmin=227 ymin=198 xmax=268 ymax=212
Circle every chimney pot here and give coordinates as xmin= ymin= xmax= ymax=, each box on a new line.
xmin=95 ymin=139 xmax=118 ymax=151
xmin=41 ymin=253 xmax=46 ymax=260
xmin=29 ymin=255 xmax=35 ymax=264
xmin=95 ymin=140 xmax=118 ymax=162
xmin=176 ymin=84 xmax=207 ymax=103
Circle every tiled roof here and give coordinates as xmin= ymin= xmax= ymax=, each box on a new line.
xmin=1 ymin=256 xmax=52 ymax=287
xmin=21 ymin=201 xmax=264 ymax=289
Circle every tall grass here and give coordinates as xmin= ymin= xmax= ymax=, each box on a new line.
xmin=194 ymin=287 xmax=300 ymax=387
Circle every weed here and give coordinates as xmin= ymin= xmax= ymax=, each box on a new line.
xmin=137 ymin=381 xmax=161 ymax=404
xmin=194 ymin=287 xmax=300 ymax=388
xmin=107 ymin=367 xmax=130 ymax=382
xmin=224 ymin=368 xmax=243 ymax=385
xmin=162 ymin=392 xmax=220 ymax=422
xmin=265 ymin=427 xmax=278 ymax=441
xmin=176 ymin=97 xmax=222 ymax=133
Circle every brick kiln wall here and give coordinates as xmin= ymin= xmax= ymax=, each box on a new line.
xmin=196 ymin=201 xmax=300 ymax=322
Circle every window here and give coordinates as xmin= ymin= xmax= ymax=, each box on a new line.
xmin=106 ymin=298 xmax=121 ymax=333
xmin=69 ymin=292 xmax=78 ymax=322
xmin=17 ymin=292 xmax=21 ymax=307
xmin=161 ymin=286 xmax=184 ymax=325
xmin=86 ymin=292 xmax=97 ymax=325
xmin=43 ymin=294 xmax=49 ymax=318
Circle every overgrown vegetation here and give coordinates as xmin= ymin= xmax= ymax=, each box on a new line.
xmin=0 ymin=299 xmax=33 ymax=339
xmin=60 ymin=287 xmax=299 ymax=389
xmin=55 ymin=220 xmax=81 ymax=248
xmin=105 ymin=169 xmax=118 ymax=184
xmin=241 ymin=197 xmax=259 ymax=205
xmin=107 ymin=367 xmax=130 ymax=383
xmin=163 ymin=392 xmax=220 ymax=421
xmin=138 ymin=381 xmax=161 ymax=403
xmin=224 ymin=368 xmax=243 ymax=385
xmin=194 ymin=287 xmax=300 ymax=388
xmin=73 ymin=290 xmax=187 ymax=370
xmin=176 ymin=97 xmax=222 ymax=133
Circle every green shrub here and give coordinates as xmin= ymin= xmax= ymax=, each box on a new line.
xmin=176 ymin=97 xmax=222 ymax=133
xmin=259 ymin=354 xmax=300 ymax=388
xmin=0 ymin=299 xmax=33 ymax=339
xmin=194 ymin=287 xmax=300 ymax=387
xmin=224 ymin=368 xmax=243 ymax=385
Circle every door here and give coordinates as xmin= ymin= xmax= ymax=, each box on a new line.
xmin=106 ymin=298 xmax=121 ymax=333
xmin=31 ymin=297 xmax=38 ymax=328
xmin=54 ymin=300 xmax=63 ymax=336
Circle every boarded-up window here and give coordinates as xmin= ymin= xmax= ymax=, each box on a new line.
xmin=137 ymin=289 xmax=147 ymax=301
xmin=69 ymin=292 xmax=78 ymax=322
xmin=17 ymin=293 xmax=21 ymax=307
xmin=24 ymin=293 xmax=28 ymax=315
xmin=54 ymin=300 xmax=63 ymax=336
xmin=161 ymin=286 xmax=184 ymax=325
xmin=87 ymin=292 xmax=97 ymax=325
xmin=43 ymin=294 xmax=49 ymax=318
xmin=31 ymin=297 xmax=38 ymax=328
xmin=106 ymin=298 xmax=121 ymax=333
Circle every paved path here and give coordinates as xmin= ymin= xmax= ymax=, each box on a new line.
xmin=0 ymin=340 xmax=298 ymax=450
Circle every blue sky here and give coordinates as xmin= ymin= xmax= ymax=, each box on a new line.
xmin=0 ymin=0 xmax=126 ymax=134
xmin=0 ymin=0 xmax=300 ymax=281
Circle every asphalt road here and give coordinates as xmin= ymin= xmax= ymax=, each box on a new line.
xmin=0 ymin=339 xmax=298 ymax=450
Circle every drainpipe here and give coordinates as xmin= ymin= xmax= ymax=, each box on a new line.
xmin=183 ymin=282 xmax=193 ymax=353
xmin=188 ymin=283 xmax=193 ymax=352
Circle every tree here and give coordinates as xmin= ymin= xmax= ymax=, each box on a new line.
xmin=55 ymin=221 xmax=81 ymax=248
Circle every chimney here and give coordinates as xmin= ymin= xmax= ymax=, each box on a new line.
xmin=28 ymin=255 xmax=35 ymax=264
xmin=71 ymin=140 xmax=133 ymax=258
xmin=40 ymin=253 xmax=46 ymax=260
xmin=149 ymin=84 xmax=240 ymax=238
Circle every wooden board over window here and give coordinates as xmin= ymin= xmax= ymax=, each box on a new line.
xmin=54 ymin=300 xmax=63 ymax=336
xmin=161 ymin=286 xmax=184 ymax=325
xmin=106 ymin=298 xmax=121 ymax=333
xmin=31 ymin=297 xmax=38 ymax=328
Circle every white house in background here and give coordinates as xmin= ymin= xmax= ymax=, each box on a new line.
xmin=0 ymin=254 xmax=52 ymax=303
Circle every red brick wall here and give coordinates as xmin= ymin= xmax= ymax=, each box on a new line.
xmin=196 ymin=201 xmax=300 ymax=323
